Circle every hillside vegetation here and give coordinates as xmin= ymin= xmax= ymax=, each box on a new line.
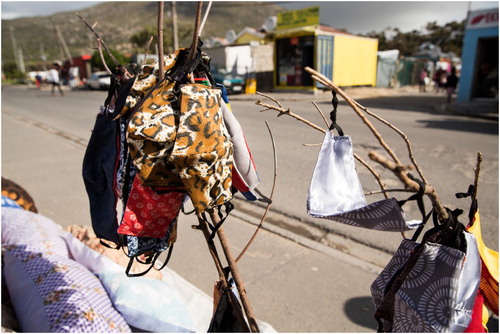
xmin=2 ymin=1 xmax=284 ymax=70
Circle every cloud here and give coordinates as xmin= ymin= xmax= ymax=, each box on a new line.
xmin=1 ymin=1 xmax=104 ymax=20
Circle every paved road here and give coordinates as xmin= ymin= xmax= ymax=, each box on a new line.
xmin=229 ymin=89 xmax=499 ymax=255
xmin=1 ymin=84 xmax=498 ymax=332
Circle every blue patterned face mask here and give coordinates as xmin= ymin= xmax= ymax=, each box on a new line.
xmin=307 ymin=132 xmax=423 ymax=232
xmin=371 ymin=210 xmax=481 ymax=332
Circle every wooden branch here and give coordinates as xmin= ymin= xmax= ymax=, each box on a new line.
xmin=365 ymin=189 xmax=414 ymax=195
xmin=192 ymin=215 xmax=229 ymax=286
xmin=78 ymin=13 xmax=132 ymax=79
xmin=77 ymin=14 xmax=119 ymax=66
xmin=353 ymin=100 xmax=428 ymax=185
xmin=256 ymin=91 xmax=389 ymax=197
xmin=236 ymin=121 xmax=277 ymax=263
xmin=157 ymin=2 xmax=164 ymax=81
xmin=143 ymin=35 xmax=154 ymax=65
xmin=199 ymin=1 xmax=212 ymax=36
xmin=473 ymin=152 xmax=482 ymax=200
xmin=305 ymin=67 xmax=449 ymax=220
xmin=311 ymin=100 xmax=330 ymax=128
xmin=256 ymin=97 xmax=326 ymax=133
xmin=96 ymin=39 xmax=112 ymax=75
xmin=209 ymin=214 xmax=260 ymax=333
xmin=187 ymin=2 xmax=203 ymax=61
xmin=355 ymin=154 xmax=389 ymax=199
xmin=306 ymin=67 xmax=401 ymax=165
xmin=369 ymin=151 xmax=448 ymax=218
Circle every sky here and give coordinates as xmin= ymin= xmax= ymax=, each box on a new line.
xmin=1 ymin=1 xmax=498 ymax=34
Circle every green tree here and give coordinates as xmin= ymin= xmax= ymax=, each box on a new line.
xmin=362 ymin=20 xmax=465 ymax=57
xmin=90 ymin=49 xmax=130 ymax=72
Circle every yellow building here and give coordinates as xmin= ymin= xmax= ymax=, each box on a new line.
xmin=274 ymin=22 xmax=378 ymax=90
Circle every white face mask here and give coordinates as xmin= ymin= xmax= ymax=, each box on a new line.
xmin=307 ymin=132 xmax=422 ymax=232
xmin=307 ymin=133 xmax=367 ymax=215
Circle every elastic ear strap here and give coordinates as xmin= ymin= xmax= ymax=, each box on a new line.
xmin=398 ymin=174 xmax=427 ymax=228
xmin=328 ymin=90 xmax=344 ymax=136
xmin=156 ymin=244 xmax=174 ymax=271
xmin=411 ymin=209 xmax=434 ymax=242
xmin=208 ymin=202 xmax=234 ymax=240
xmin=125 ymin=252 xmax=161 ymax=277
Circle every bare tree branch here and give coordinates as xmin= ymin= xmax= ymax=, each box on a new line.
xmin=96 ymin=39 xmax=112 ymax=75
xmin=353 ymin=100 xmax=428 ymax=184
xmin=473 ymin=152 xmax=482 ymax=200
xmin=236 ymin=121 xmax=277 ymax=263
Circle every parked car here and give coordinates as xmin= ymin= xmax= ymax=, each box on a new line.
xmin=86 ymin=71 xmax=111 ymax=90
xmin=212 ymin=70 xmax=245 ymax=94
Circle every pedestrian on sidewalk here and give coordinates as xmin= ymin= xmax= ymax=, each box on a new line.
xmin=47 ymin=61 xmax=64 ymax=97
xmin=419 ymin=68 xmax=428 ymax=92
xmin=445 ymin=67 xmax=459 ymax=103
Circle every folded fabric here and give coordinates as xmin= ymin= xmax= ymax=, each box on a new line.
xmin=308 ymin=132 xmax=422 ymax=231
xmin=118 ymin=175 xmax=184 ymax=238
xmin=466 ymin=208 xmax=499 ymax=315
xmin=220 ymin=100 xmax=261 ymax=201
xmin=82 ymin=109 xmax=121 ymax=243
xmin=1 ymin=207 xmax=68 ymax=257
xmin=308 ymin=133 xmax=366 ymax=215
xmin=310 ymin=197 xmax=422 ymax=231
xmin=97 ymin=269 xmax=195 ymax=332
xmin=372 ymin=230 xmax=481 ymax=332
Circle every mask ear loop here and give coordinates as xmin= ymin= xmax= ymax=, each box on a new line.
xmin=329 ymin=90 xmax=344 ymax=136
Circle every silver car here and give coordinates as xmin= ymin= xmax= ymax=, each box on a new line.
xmin=86 ymin=71 xmax=111 ymax=90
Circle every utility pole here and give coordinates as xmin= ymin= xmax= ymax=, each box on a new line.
xmin=17 ymin=47 xmax=26 ymax=73
xmin=9 ymin=26 xmax=20 ymax=72
xmin=55 ymin=24 xmax=74 ymax=65
xmin=40 ymin=44 xmax=47 ymax=71
xmin=172 ymin=1 xmax=179 ymax=50
xmin=52 ymin=21 xmax=65 ymax=61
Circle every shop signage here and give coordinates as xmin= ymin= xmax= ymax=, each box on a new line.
xmin=466 ymin=8 xmax=498 ymax=30
xmin=277 ymin=6 xmax=320 ymax=30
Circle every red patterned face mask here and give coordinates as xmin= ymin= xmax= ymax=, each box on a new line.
xmin=118 ymin=175 xmax=185 ymax=238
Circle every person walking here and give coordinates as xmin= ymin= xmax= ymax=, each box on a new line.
xmin=47 ymin=62 xmax=64 ymax=97
xmin=419 ymin=68 xmax=428 ymax=92
xmin=445 ymin=67 xmax=459 ymax=103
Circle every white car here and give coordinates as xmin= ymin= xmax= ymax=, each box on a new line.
xmin=86 ymin=71 xmax=111 ymax=90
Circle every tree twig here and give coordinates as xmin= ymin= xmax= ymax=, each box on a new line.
xmin=77 ymin=13 xmax=132 ymax=78
xmin=369 ymin=151 xmax=448 ymax=218
xmin=311 ymin=100 xmax=330 ymax=128
xmin=473 ymin=152 xmax=482 ymax=200
xmin=77 ymin=14 xmax=119 ymax=66
xmin=353 ymin=100 xmax=428 ymax=184
xmin=304 ymin=66 xmax=448 ymax=220
xmin=187 ymin=1 xmax=203 ymax=61
xmin=236 ymin=121 xmax=277 ymax=263
xmin=256 ymin=92 xmax=390 ymax=197
xmin=306 ymin=68 xmax=401 ymax=165
xmin=199 ymin=1 xmax=212 ymax=37
xmin=143 ymin=35 xmax=154 ymax=65
xmin=157 ymin=1 xmax=164 ymax=81
xmin=96 ymin=39 xmax=112 ymax=75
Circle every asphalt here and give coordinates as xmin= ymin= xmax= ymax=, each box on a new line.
xmin=2 ymin=84 xmax=498 ymax=332
xmin=229 ymin=85 xmax=499 ymax=121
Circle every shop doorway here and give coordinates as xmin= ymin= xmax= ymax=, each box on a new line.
xmin=472 ymin=37 xmax=499 ymax=99
xmin=276 ymin=35 xmax=314 ymax=87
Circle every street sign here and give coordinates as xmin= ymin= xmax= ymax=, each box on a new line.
xmin=276 ymin=6 xmax=320 ymax=30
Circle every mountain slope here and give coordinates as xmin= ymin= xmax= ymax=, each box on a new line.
xmin=2 ymin=1 xmax=285 ymax=69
